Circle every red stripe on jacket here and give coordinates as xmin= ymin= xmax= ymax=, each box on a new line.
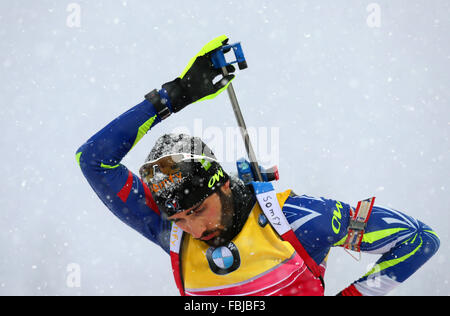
xmin=117 ymin=170 xmax=134 ymax=203
xmin=139 ymin=178 xmax=160 ymax=216
xmin=116 ymin=171 xmax=160 ymax=216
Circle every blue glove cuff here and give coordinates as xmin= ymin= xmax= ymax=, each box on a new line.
xmin=159 ymin=88 xmax=174 ymax=113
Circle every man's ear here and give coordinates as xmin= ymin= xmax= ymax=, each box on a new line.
xmin=220 ymin=180 xmax=231 ymax=194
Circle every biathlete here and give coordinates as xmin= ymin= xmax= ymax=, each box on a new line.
xmin=76 ymin=35 xmax=440 ymax=296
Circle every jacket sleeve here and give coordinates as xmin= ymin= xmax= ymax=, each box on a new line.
xmin=283 ymin=194 xmax=440 ymax=296
xmin=335 ymin=205 xmax=440 ymax=296
xmin=75 ymin=97 xmax=172 ymax=254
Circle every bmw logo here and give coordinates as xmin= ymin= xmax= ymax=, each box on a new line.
xmin=206 ymin=242 xmax=240 ymax=275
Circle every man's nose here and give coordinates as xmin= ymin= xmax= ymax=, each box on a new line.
xmin=184 ymin=219 xmax=205 ymax=239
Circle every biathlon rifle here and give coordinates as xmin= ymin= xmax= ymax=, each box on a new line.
xmin=210 ymin=41 xmax=279 ymax=184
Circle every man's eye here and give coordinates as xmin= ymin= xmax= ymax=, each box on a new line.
xmin=195 ymin=208 xmax=204 ymax=215
xmin=188 ymin=208 xmax=204 ymax=216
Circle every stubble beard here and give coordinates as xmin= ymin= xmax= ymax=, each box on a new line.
xmin=203 ymin=190 xmax=235 ymax=248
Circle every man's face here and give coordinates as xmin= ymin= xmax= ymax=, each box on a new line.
xmin=168 ymin=180 xmax=233 ymax=247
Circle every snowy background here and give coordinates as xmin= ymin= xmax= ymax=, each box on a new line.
xmin=0 ymin=0 xmax=449 ymax=296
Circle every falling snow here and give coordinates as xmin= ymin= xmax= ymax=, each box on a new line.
xmin=0 ymin=0 xmax=448 ymax=296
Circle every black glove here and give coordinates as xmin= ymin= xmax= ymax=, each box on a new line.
xmin=162 ymin=35 xmax=236 ymax=113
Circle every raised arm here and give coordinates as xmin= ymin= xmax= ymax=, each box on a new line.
xmin=76 ymin=99 xmax=170 ymax=250
xmin=76 ymin=35 xmax=236 ymax=253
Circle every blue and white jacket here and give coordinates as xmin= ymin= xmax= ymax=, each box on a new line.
xmin=76 ymin=95 xmax=440 ymax=296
